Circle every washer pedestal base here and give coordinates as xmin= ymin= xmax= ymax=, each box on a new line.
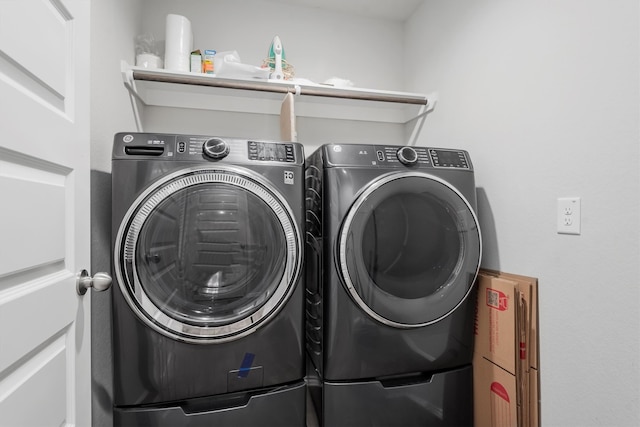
xmin=114 ymin=381 xmax=306 ymax=427
xmin=315 ymin=365 xmax=473 ymax=427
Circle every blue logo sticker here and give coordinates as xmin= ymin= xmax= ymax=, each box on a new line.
xmin=237 ymin=353 xmax=255 ymax=378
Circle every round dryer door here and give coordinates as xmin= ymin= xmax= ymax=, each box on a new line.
xmin=114 ymin=165 xmax=302 ymax=343
xmin=338 ymin=171 xmax=481 ymax=328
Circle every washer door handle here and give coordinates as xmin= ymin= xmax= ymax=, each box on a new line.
xmin=76 ymin=269 xmax=112 ymax=295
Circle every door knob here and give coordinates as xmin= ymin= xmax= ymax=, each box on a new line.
xmin=76 ymin=269 xmax=112 ymax=295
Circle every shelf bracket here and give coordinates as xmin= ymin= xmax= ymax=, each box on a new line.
xmin=407 ymin=92 xmax=438 ymax=146
xmin=120 ymin=60 xmax=143 ymax=132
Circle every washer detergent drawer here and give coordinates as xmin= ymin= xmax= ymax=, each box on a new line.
xmin=113 ymin=381 xmax=306 ymax=427
xmin=322 ymin=365 xmax=473 ymax=427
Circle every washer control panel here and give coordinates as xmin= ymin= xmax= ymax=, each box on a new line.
xmin=113 ymin=132 xmax=301 ymax=164
xmin=248 ymin=140 xmax=296 ymax=162
xmin=203 ymin=137 xmax=230 ymax=159
xmin=325 ymin=144 xmax=471 ymax=170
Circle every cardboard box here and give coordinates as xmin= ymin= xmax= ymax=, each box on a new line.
xmin=529 ymin=367 xmax=540 ymax=427
xmin=474 ymin=270 xmax=539 ymax=427
xmin=488 ymin=270 xmax=541 ymax=427
xmin=483 ymin=269 xmax=539 ymax=371
xmin=474 ymin=356 xmax=518 ymax=427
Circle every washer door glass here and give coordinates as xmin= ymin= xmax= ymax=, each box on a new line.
xmin=338 ymin=172 xmax=481 ymax=328
xmin=115 ymin=167 xmax=301 ymax=343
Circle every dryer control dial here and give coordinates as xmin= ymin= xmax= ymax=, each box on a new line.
xmin=203 ymin=138 xmax=230 ymax=159
xmin=397 ymin=146 xmax=419 ymax=165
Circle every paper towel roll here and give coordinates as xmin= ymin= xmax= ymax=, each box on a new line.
xmin=164 ymin=14 xmax=192 ymax=72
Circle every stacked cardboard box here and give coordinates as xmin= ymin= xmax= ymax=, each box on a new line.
xmin=473 ymin=270 xmax=540 ymax=427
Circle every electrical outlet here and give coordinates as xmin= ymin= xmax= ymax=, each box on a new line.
xmin=557 ymin=197 xmax=581 ymax=235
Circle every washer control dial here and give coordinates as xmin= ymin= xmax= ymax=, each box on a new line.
xmin=203 ymin=138 xmax=230 ymax=159
xmin=396 ymin=146 xmax=419 ymax=165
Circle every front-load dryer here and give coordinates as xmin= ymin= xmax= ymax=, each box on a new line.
xmin=111 ymin=133 xmax=306 ymax=426
xmin=305 ymin=143 xmax=482 ymax=426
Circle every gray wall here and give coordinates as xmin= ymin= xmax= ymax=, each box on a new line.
xmin=90 ymin=0 xmax=640 ymax=425
xmin=136 ymin=0 xmax=409 ymax=153
xmin=405 ymin=1 xmax=640 ymax=425
xmin=90 ymin=1 xmax=142 ymax=425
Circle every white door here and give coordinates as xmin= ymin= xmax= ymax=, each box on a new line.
xmin=0 ymin=0 xmax=93 ymax=425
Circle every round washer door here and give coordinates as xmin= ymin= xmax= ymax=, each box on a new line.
xmin=338 ymin=171 xmax=481 ymax=328
xmin=114 ymin=165 xmax=302 ymax=343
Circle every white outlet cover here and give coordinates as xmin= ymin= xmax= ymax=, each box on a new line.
xmin=557 ymin=197 xmax=581 ymax=235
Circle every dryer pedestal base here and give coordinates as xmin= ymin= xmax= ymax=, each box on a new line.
xmin=313 ymin=365 xmax=473 ymax=427
xmin=114 ymin=381 xmax=306 ymax=427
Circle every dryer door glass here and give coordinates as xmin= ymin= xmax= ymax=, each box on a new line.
xmin=338 ymin=172 xmax=481 ymax=327
xmin=115 ymin=168 xmax=301 ymax=342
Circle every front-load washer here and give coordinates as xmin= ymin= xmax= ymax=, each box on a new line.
xmin=111 ymin=132 xmax=306 ymax=426
xmin=305 ymin=143 xmax=482 ymax=426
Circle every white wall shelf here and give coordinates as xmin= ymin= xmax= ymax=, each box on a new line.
xmin=121 ymin=62 xmax=434 ymax=130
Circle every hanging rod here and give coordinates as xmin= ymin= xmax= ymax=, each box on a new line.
xmin=131 ymin=68 xmax=428 ymax=106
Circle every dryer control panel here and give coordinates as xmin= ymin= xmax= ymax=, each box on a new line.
xmin=323 ymin=144 xmax=472 ymax=170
